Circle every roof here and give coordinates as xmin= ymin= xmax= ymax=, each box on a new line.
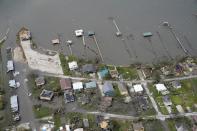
xmin=83 ymin=118 xmax=89 ymax=127
xmin=74 ymin=128 xmax=83 ymax=131
xmin=68 ymin=61 xmax=78 ymax=71
xmin=85 ymin=81 xmax=97 ymax=89
xmin=19 ymin=30 xmax=31 ymax=40
xmin=143 ymin=32 xmax=152 ymax=37
xmin=10 ymin=95 xmax=18 ymax=112
xmin=60 ymin=78 xmax=72 ymax=90
xmin=98 ymin=68 xmax=109 ymax=79
xmin=155 ymin=84 xmax=167 ymax=91
xmin=163 ymin=95 xmax=172 ymax=104
xmin=40 ymin=89 xmax=54 ymax=100
xmin=52 ymin=39 xmax=60 ymax=44
xmin=35 ymin=76 xmax=45 ymax=86
xmin=176 ymin=105 xmax=184 ymax=113
xmin=100 ymin=121 xmax=108 ymax=129
xmin=103 ymin=82 xmax=114 ymax=96
xmin=133 ymin=122 xmax=144 ymax=131
xmin=9 ymin=80 xmax=16 ymax=88
xmin=118 ymin=82 xmax=128 ymax=95
xmin=133 ymin=84 xmax=143 ymax=92
xmin=172 ymin=81 xmax=181 ymax=88
xmin=72 ymin=82 xmax=83 ymax=90
xmin=82 ymin=64 xmax=96 ymax=73
xmin=75 ymin=29 xmax=83 ymax=37
xmin=7 ymin=60 xmax=14 ymax=71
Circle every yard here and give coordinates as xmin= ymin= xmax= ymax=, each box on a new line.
xmin=143 ymin=119 xmax=164 ymax=131
xmin=27 ymin=73 xmax=61 ymax=98
xmin=33 ymin=105 xmax=52 ymax=118
xmin=111 ymin=119 xmax=133 ymax=131
xmin=166 ymin=117 xmax=193 ymax=131
xmin=169 ymin=79 xmax=197 ymax=111
xmin=117 ymin=66 xmax=138 ymax=80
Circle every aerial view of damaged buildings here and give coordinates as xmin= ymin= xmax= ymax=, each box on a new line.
xmin=2 ymin=25 xmax=197 ymax=131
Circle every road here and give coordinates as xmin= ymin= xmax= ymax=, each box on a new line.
xmin=14 ymin=61 xmax=38 ymax=130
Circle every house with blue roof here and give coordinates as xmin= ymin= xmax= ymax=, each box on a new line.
xmin=97 ymin=68 xmax=109 ymax=80
xmin=85 ymin=81 xmax=97 ymax=89
xmin=102 ymin=82 xmax=114 ymax=97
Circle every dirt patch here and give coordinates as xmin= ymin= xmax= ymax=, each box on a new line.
xmin=13 ymin=47 xmax=26 ymax=62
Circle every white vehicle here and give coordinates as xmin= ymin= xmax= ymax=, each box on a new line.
xmin=9 ymin=80 xmax=20 ymax=88
xmin=10 ymin=95 xmax=19 ymax=112
xmin=7 ymin=60 xmax=14 ymax=72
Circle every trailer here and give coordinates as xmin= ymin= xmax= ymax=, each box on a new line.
xmin=7 ymin=60 xmax=14 ymax=72
xmin=10 ymin=95 xmax=19 ymax=112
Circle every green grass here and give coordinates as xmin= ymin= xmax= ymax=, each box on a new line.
xmin=111 ymin=120 xmax=133 ymax=131
xmin=117 ymin=66 xmax=138 ymax=80
xmin=59 ymin=54 xmax=72 ymax=75
xmin=166 ymin=119 xmax=176 ymax=131
xmin=33 ymin=106 xmax=52 ymax=118
xmin=54 ymin=114 xmax=61 ymax=130
xmin=155 ymin=97 xmax=168 ymax=115
xmin=86 ymin=114 xmax=100 ymax=131
xmin=44 ymin=76 xmax=61 ymax=92
xmin=170 ymin=95 xmax=183 ymax=105
xmin=113 ymin=83 xmax=122 ymax=98
xmin=65 ymin=112 xmax=83 ymax=128
xmin=0 ymin=95 xmax=4 ymax=110
xmin=143 ymin=119 xmax=164 ymax=131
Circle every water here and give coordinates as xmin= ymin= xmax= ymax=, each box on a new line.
xmin=0 ymin=0 xmax=197 ymax=65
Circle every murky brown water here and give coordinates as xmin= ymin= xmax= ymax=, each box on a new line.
xmin=0 ymin=0 xmax=197 ymax=65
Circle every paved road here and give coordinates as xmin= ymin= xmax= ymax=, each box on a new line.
xmin=14 ymin=61 xmax=38 ymax=130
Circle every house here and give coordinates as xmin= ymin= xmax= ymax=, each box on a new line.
xmin=19 ymin=29 xmax=31 ymax=41
xmin=40 ymin=89 xmax=54 ymax=101
xmin=85 ymin=81 xmax=97 ymax=89
xmin=82 ymin=64 xmax=96 ymax=73
xmin=97 ymin=68 xmax=109 ymax=80
xmin=75 ymin=29 xmax=84 ymax=37
xmin=100 ymin=120 xmax=109 ymax=130
xmin=132 ymin=122 xmax=144 ymax=131
xmin=137 ymin=96 xmax=149 ymax=111
xmin=171 ymin=81 xmax=181 ymax=89
xmin=74 ymin=128 xmax=83 ymax=131
xmin=7 ymin=60 xmax=14 ymax=72
xmin=83 ymin=118 xmax=89 ymax=128
xmin=64 ymin=90 xmax=75 ymax=103
xmin=163 ymin=95 xmax=172 ymax=106
xmin=118 ymin=82 xmax=128 ymax=95
xmin=176 ymin=105 xmax=184 ymax=113
xmin=141 ymin=67 xmax=153 ymax=78
xmin=155 ymin=84 xmax=169 ymax=95
xmin=35 ymin=76 xmax=45 ymax=86
xmin=102 ymin=82 xmax=114 ymax=97
xmin=133 ymin=84 xmax=144 ymax=93
xmin=72 ymin=82 xmax=83 ymax=90
xmin=68 ymin=61 xmax=78 ymax=71
xmin=108 ymin=66 xmax=119 ymax=78
xmin=60 ymin=78 xmax=72 ymax=90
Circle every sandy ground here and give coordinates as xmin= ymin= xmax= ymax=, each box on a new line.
xmin=13 ymin=46 xmax=26 ymax=62
xmin=20 ymin=40 xmax=63 ymax=75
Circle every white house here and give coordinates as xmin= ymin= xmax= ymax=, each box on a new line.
xmin=72 ymin=82 xmax=83 ymax=90
xmin=75 ymin=29 xmax=84 ymax=37
xmin=68 ymin=61 xmax=78 ymax=71
xmin=155 ymin=84 xmax=169 ymax=95
xmin=52 ymin=39 xmax=60 ymax=44
xmin=133 ymin=84 xmax=144 ymax=93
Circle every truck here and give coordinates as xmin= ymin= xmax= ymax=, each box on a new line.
xmin=10 ymin=95 xmax=19 ymax=112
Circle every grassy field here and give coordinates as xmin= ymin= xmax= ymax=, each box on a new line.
xmin=54 ymin=114 xmax=61 ymax=130
xmin=111 ymin=120 xmax=133 ymax=131
xmin=143 ymin=119 xmax=164 ymax=131
xmin=169 ymin=79 xmax=197 ymax=111
xmin=155 ymin=97 xmax=168 ymax=115
xmin=117 ymin=66 xmax=138 ymax=80
xmin=33 ymin=105 xmax=52 ymax=118
xmin=27 ymin=74 xmax=61 ymax=98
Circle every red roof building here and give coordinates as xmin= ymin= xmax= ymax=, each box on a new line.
xmin=60 ymin=78 xmax=72 ymax=90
